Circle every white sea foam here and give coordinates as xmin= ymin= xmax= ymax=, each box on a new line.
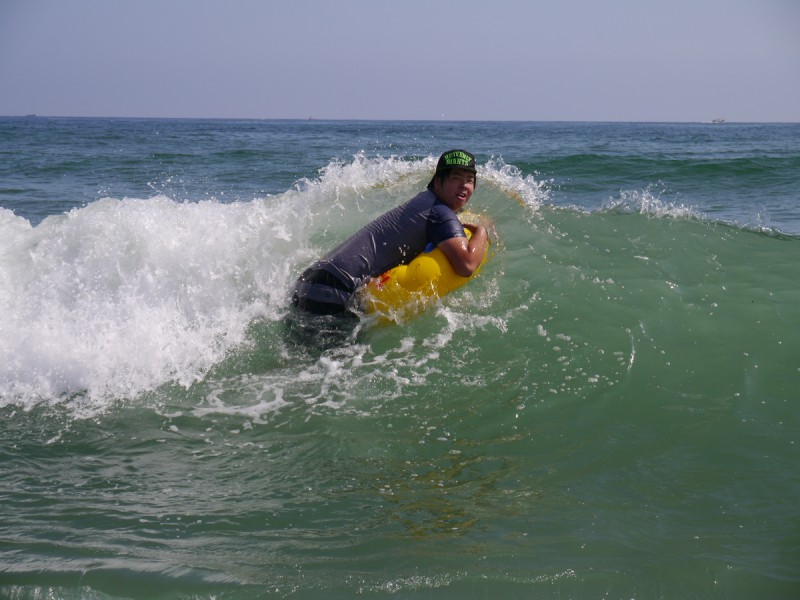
xmin=480 ymin=157 xmax=549 ymax=210
xmin=0 ymin=154 xmax=541 ymax=415
xmin=603 ymin=186 xmax=701 ymax=221
xmin=0 ymin=193 xmax=306 ymax=411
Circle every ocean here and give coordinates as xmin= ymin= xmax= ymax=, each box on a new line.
xmin=1 ymin=117 xmax=798 ymax=599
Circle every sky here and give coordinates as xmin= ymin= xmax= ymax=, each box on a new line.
xmin=1 ymin=0 xmax=799 ymax=122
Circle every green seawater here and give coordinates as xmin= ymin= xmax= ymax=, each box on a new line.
xmin=3 ymin=190 xmax=799 ymax=599
xmin=1 ymin=119 xmax=799 ymax=598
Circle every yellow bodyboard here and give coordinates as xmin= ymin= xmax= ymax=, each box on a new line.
xmin=361 ymin=228 xmax=488 ymax=322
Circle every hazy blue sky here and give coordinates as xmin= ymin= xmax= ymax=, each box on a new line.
xmin=2 ymin=0 xmax=798 ymax=122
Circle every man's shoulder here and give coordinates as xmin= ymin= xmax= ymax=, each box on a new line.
xmin=406 ymin=189 xmax=438 ymax=207
xmin=407 ymin=189 xmax=456 ymax=215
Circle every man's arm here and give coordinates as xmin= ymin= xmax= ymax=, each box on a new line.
xmin=437 ymin=224 xmax=489 ymax=277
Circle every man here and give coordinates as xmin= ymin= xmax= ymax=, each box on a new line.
xmin=292 ymin=149 xmax=490 ymax=316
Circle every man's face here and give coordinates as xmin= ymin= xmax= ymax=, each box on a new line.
xmin=433 ymin=168 xmax=475 ymax=211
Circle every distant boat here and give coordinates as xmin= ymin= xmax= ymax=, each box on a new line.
xmin=712 ymin=118 xmax=725 ymax=124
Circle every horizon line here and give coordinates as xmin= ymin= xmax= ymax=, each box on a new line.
xmin=3 ymin=114 xmax=798 ymax=125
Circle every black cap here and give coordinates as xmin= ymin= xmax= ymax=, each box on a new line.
xmin=428 ymin=149 xmax=477 ymax=189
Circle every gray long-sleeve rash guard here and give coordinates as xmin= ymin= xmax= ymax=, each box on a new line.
xmin=293 ymin=189 xmax=466 ymax=314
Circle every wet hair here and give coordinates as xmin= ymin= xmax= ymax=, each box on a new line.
xmin=427 ymin=168 xmax=477 ymax=191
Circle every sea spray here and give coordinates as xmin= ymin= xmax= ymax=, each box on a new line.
xmin=2 ymin=121 xmax=799 ymax=598
xmin=0 ymin=155 xmax=546 ymax=414
xmin=1 ymin=195 xmax=303 ymax=408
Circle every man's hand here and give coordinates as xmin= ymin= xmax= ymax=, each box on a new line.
xmin=437 ymin=225 xmax=489 ymax=277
